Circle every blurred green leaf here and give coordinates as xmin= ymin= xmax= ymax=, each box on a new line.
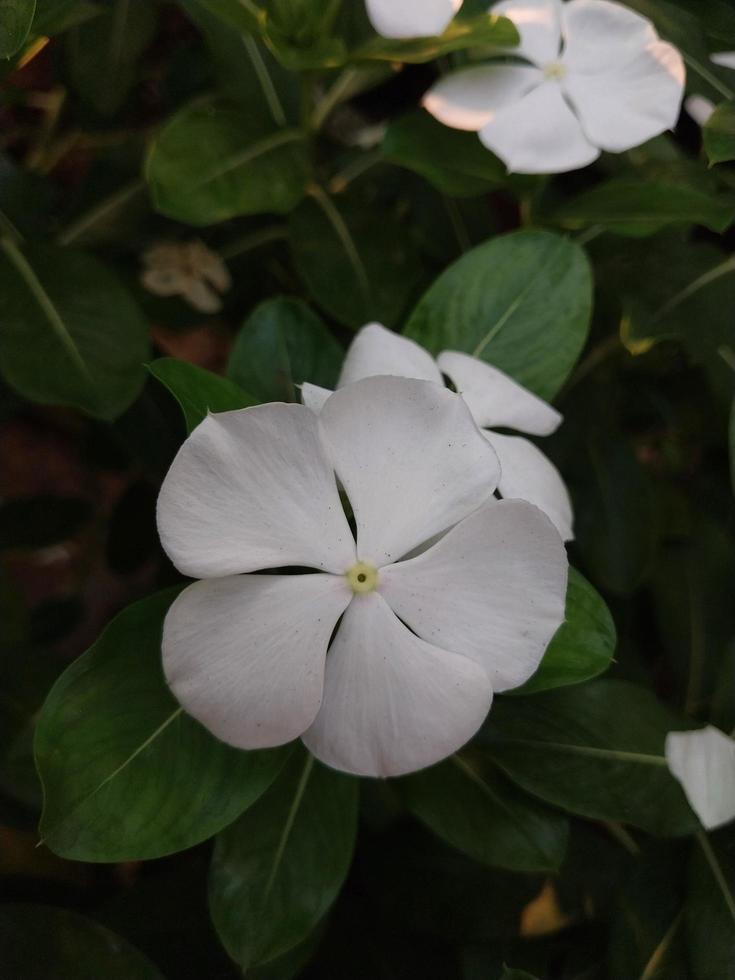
xmin=0 ymin=905 xmax=164 ymax=979
xmin=500 ymin=970 xmax=540 ymax=980
xmin=228 ymin=296 xmax=342 ymax=402
xmin=36 ymin=588 xmax=288 ymax=861
xmin=483 ymin=680 xmax=699 ymax=836
xmin=398 ymin=755 xmax=569 ymax=873
xmin=0 ymin=241 xmax=149 ymax=420
xmin=355 ymin=13 xmax=519 ymax=63
xmin=704 ymin=100 xmax=735 ymax=165
xmin=149 ymin=357 xmax=257 ymax=432
xmin=730 ymin=399 xmax=735 ymax=497
xmin=405 ymin=230 xmax=593 ymax=400
xmin=687 ymin=833 xmax=735 ymax=980
xmin=190 ymin=0 xmax=262 ymax=33
xmin=0 ymin=0 xmax=36 ymax=58
xmin=513 ymin=568 xmax=616 ymax=695
xmin=209 ymin=747 xmax=358 ymax=969
xmin=31 ymin=0 xmax=99 ymax=36
xmin=146 ymin=100 xmax=310 ymax=225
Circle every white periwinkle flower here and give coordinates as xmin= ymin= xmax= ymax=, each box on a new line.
xmin=302 ymin=324 xmax=573 ymax=541
xmin=685 ymin=95 xmax=715 ymax=128
xmin=423 ymin=0 xmax=685 ymax=174
xmin=141 ymin=240 xmax=231 ymax=314
xmin=157 ymin=376 xmax=567 ymax=778
xmin=366 ymin=0 xmax=463 ymax=39
xmin=666 ymin=726 xmax=735 ymax=831
xmin=711 ymin=52 xmax=735 ymax=71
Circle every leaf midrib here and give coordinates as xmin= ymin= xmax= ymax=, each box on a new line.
xmin=491 ymin=736 xmax=667 ymax=766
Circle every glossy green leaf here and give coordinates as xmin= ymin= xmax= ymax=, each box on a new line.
xmin=482 ymin=680 xmax=699 ymax=836
xmin=687 ymin=833 xmax=735 ymax=980
xmin=148 ymin=357 xmax=257 ymax=432
xmin=398 ymin=754 xmax=569 ymax=873
xmin=228 ymin=296 xmax=342 ymax=402
xmin=146 ymin=100 xmax=310 ymax=226
xmin=512 ymin=568 xmax=616 ymax=696
xmin=0 ymin=0 xmax=35 ymax=57
xmin=0 ymin=241 xmax=149 ymax=420
xmin=404 ymin=230 xmax=593 ymax=400
xmin=209 ymin=748 xmax=358 ymax=969
xmin=0 ymin=905 xmax=164 ymax=979
xmin=705 ymin=100 xmax=735 ymax=165
xmin=36 ymin=588 xmax=288 ymax=862
xmin=356 ymin=13 xmax=518 ymax=63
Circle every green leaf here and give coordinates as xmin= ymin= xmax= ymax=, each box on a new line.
xmin=146 ymin=100 xmax=310 ymax=225
xmin=482 ymin=680 xmax=699 ymax=836
xmin=31 ymin=0 xmax=99 ymax=37
xmin=551 ymin=178 xmax=735 ymax=236
xmin=730 ymin=399 xmax=735 ymax=498
xmin=404 ymin=230 xmax=592 ymax=401
xmin=0 ymin=240 xmax=149 ymax=420
xmin=228 ymin=297 xmax=342 ymax=402
xmin=500 ymin=970 xmax=540 ymax=980
xmin=356 ymin=13 xmax=519 ymax=63
xmin=512 ymin=568 xmax=616 ymax=696
xmin=0 ymin=905 xmax=164 ymax=979
xmin=189 ymin=0 xmax=262 ymax=33
xmin=397 ymin=754 xmax=569 ymax=873
xmin=687 ymin=833 xmax=735 ymax=980
xmin=705 ymin=100 xmax=735 ymax=165
xmin=0 ymin=0 xmax=36 ymax=58
xmin=382 ymin=111 xmax=505 ymax=197
xmin=148 ymin=357 xmax=257 ymax=432
xmin=209 ymin=747 xmax=358 ymax=969
xmin=36 ymin=588 xmax=288 ymax=862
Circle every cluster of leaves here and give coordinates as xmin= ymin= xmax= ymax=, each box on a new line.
xmin=1 ymin=0 xmax=735 ymax=977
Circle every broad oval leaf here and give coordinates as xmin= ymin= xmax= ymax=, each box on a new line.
xmin=146 ymin=100 xmax=310 ymax=225
xmin=36 ymin=588 xmax=288 ymax=862
xmin=0 ymin=241 xmax=149 ymax=420
xmin=149 ymin=357 xmax=258 ymax=433
xmin=482 ymin=680 xmax=699 ymax=836
xmin=0 ymin=0 xmax=36 ymax=58
xmin=404 ymin=230 xmax=593 ymax=401
xmin=209 ymin=747 xmax=358 ymax=970
xmin=704 ymin=100 xmax=735 ymax=166
xmin=397 ymin=754 xmax=569 ymax=873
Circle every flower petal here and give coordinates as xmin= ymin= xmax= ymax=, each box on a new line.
xmin=479 ymin=80 xmax=599 ymax=174
xmin=302 ymin=592 xmax=492 ymax=777
xmin=437 ymin=350 xmax=562 ymax=435
xmin=488 ymin=432 xmax=573 ymax=541
xmin=563 ymin=43 xmax=685 ymax=152
xmin=561 ymin=0 xmax=657 ymax=74
xmin=665 ymin=727 xmax=735 ymax=831
xmin=157 ymin=405 xmax=356 ymax=578
xmin=711 ymin=51 xmax=735 ymax=71
xmin=492 ymin=0 xmax=563 ymax=66
xmin=301 ymin=382 xmax=333 ymax=413
xmin=319 ymin=377 xmax=499 ymax=566
xmin=163 ymin=573 xmax=352 ymax=750
xmin=339 ymin=322 xmax=443 ymax=387
xmin=685 ymin=95 xmax=715 ymax=127
xmin=182 ymin=278 xmax=224 ymax=314
xmin=423 ymin=64 xmax=542 ymax=131
xmin=380 ymin=499 xmax=567 ymax=691
xmin=365 ymin=0 xmax=462 ymax=39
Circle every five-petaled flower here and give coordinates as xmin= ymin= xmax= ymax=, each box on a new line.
xmin=366 ymin=0 xmax=463 ymax=39
xmin=424 ymin=0 xmax=685 ymax=174
xmin=302 ymin=323 xmax=573 ymax=541
xmin=666 ymin=726 xmax=735 ymax=831
xmin=157 ymin=377 xmax=567 ymax=778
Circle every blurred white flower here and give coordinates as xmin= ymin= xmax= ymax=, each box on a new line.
xmin=685 ymin=95 xmax=715 ymax=127
xmin=302 ymin=323 xmax=574 ymax=541
xmin=665 ymin=726 xmax=735 ymax=831
xmin=157 ymin=376 xmax=567 ymax=778
xmin=141 ymin=240 xmax=231 ymax=314
xmin=711 ymin=51 xmax=735 ymax=71
xmin=366 ymin=0 xmax=463 ymax=38
xmin=423 ymin=0 xmax=685 ymax=174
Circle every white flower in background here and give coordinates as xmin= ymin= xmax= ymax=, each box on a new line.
xmin=711 ymin=52 xmax=735 ymax=71
xmin=366 ymin=0 xmax=463 ymax=38
xmin=665 ymin=726 xmax=735 ymax=831
xmin=423 ymin=0 xmax=685 ymax=174
xmin=157 ymin=377 xmax=567 ymax=778
xmin=302 ymin=324 xmax=573 ymax=541
xmin=141 ymin=240 xmax=231 ymax=314
xmin=685 ymin=95 xmax=715 ymax=128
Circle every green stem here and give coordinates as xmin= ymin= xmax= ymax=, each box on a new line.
xmin=57 ymin=179 xmax=145 ymax=246
xmin=219 ymin=224 xmax=287 ymax=261
xmin=651 ymin=255 xmax=735 ymax=324
xmin=683 ymin=52 xmax=735 ymax=101
xmin=310 ymin=67 xmax=361 ymax=132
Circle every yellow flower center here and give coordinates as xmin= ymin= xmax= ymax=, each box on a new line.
xmin=346 ymin=562 xmax=379 ymax=594
xmin=543 ymin=61 xmax=567 ymax=81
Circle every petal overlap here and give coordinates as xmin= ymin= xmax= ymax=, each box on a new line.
xmin=492 ymin=0 xmax=563 ymax=65
xmin=338 ymin=323 xmax=443 ymax=387
xmin=423 ymin=64 xmax=542 ymax=131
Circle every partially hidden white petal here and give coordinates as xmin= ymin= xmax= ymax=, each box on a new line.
xmin=488 ymin=431 xmax=574 ymax=541
xmin=479 ymin=80 xmax=599 ymax=174
xmin=563 ymin=42 xmax=685 ymax=153
xmin=712 ymin=51 xmax=735 ymax=71
xmin=685 ymin=95 xmax=715 ymax=128
xmin=163 ymin=574 xmax=352 ymax=750
xmin=665 ymin=727 xmax=735 ymax=831
xmin=365 ymin=0 xmax=462 ymax=38
xmin=319 ymin=376 xmax=499 ymax=567
xmin=157 ymin=404 xmax=356 ymax=578
xmin=302 ymin=592 xmax=492 ymax=777
xmin=423 ymin=64 xmax=542 ymax=131
xmin=301 ymin=382 xmax=334 ymax=413
xmin=380 ymin=499 xmax=567 ymax=691
xmin=338 ymin=322 xmax=443 ymax=387
xmin=561 ymin=0 xmax=657 ymax=74
xmin=492 ymin=0 xmax=563 ymax=66
xmin=437 ymin=350 xmax=562 ymax=435
xmin=182 ymin=278 xmax=223 ymax=314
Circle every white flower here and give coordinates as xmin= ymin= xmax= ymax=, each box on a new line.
xmin=711 ymin=52 xmax=735 ymax=71
xmin=665 ymin=726 xmax=735 ymax=831
xmin=157 ymin=376 xmax=567 ymax=778
xmin=685 ymin=95 xmax=715 ymax=128
xmin=423 ymin=0 xmax=685 ymax=174
xmin=366 ymin=0 xmax=463 ymax=39
xmin=141 ymin=240 xmax=231 ymax=314
xmin=301 ymin=324 xmax=573 ymax=541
